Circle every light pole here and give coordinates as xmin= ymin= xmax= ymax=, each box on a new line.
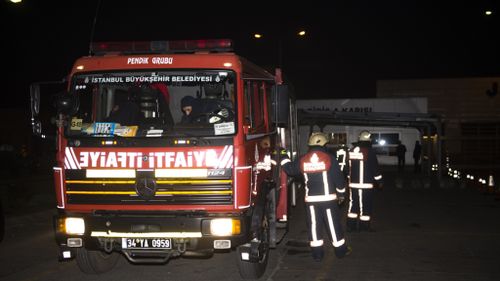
xmin=253 ymin=28 xmax=307 ymax=69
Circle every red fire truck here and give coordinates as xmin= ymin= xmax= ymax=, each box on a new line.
xmin=30 ymin=39 xmax=297 ymax=279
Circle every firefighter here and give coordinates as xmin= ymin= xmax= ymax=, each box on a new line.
xmin=336 ymin=143 xmax=349 ymax=179
xmin=273 ymin=132 xmax=351 ymax=261
xmin=347 ymin=130 xmax=383 ymax=232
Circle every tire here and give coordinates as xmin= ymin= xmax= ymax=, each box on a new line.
xmin=237 ymin=200 xmax=271 ymax=279
xmin=76 ymin=248 xmax=120 ymax=274
xmin=236 ymin=245 xmax=269 ymax=280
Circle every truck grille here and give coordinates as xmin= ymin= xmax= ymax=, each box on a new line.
xmin=65 ymin=178 xmax=233 ymax=205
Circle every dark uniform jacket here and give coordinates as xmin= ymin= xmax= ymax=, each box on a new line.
xmin=348 ymin=141 xmax=382 ymax=189
xmin=281 ymin=147 xmax=346 ymax=202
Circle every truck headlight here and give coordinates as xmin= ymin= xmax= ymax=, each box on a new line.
xmin=210 ymin=218 xmax=240 ymax=236
xmin=64 ymin=217 xmax=85 ymax=235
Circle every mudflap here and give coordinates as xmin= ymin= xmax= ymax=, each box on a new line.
xmin=237 ymin=239 xmax=269 ymax=279
xmin=238 ymin=240 xmax=267 ymax=263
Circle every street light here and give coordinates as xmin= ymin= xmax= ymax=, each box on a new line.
xmin=8 ymin=0 xmax=23 ymax=3
xmin=252 ymin=29 xmax=307 ymax=68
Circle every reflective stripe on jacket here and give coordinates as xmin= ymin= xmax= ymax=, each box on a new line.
xmin=348 ymin=142 xmax=382 ymax=189
xmin=281 ymin=147 xmax=346 ymax=202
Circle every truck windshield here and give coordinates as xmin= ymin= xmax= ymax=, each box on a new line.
xmin=67 ymin=70 xmax=236 ymax=137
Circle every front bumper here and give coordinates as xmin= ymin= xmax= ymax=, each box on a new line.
xmin=54 ymin=210 xmax=251 ymax=262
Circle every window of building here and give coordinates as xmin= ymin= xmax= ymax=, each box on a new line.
xmin=372 ymin=132 xmax=400 ymax=155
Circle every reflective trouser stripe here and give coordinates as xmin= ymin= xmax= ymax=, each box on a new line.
xmin=326 ymin=208 xmax=345 ymax=247
xmin=348 ymin=189 xmax=365 ymax=218
xmin=359 ymin=189 xmax=364 ymax=218
xmin=360 ymin=215 xmax=371 ymax=221
xmin=309 ymin=205 xmax=323 ymax=247
xmin=310 ymin=239 xmax=324 ymax=247
xmin=348 ymin=188 xmax=354 ymax=215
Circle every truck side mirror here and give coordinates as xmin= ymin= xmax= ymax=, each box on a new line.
xmin=30 ymin=84 xmax=42 ymax=136
xmin=30 ymin=84 xmax=41 ymax=117
xmin=30 ymin=80 xmax=67 ymax=138
xmin=271 ymin=84 xmax=290 ymax=127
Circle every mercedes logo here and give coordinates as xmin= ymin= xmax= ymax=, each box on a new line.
xmin=135 ymin=178 xmax=157 ymax=199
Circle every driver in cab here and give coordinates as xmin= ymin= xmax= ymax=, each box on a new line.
xmin=180 ymin=84 xmax=233 ymax=124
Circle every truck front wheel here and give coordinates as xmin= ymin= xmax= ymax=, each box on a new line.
xmin=76 ymin=248 xmax=120 ymax=274
xmin=237 ymin=199 xmax=271 ymax=279
xmin=236 ymin=241 xmax=269 ymax=279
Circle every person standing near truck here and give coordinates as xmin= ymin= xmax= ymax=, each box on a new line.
xmin=273 ymin=132 xmax=351 ymax=261
xmin=347 ymin=130 xmax=383 ymax=232
xmin=413 ymin=140 xmax=422 ymax=173
xmin=396 ymin=141 xmax=407 ymax=171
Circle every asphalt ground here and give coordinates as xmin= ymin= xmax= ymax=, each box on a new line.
xmin=0 ymin=168 xmax=55 ymax=217
xmin=274 ymin=166 xmax=500 ymax=281
xmin=2 ymin=165 xmax=500 ymax=280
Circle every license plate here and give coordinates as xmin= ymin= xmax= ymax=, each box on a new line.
xmin=121 ymin=238 xmax=172 ymax=249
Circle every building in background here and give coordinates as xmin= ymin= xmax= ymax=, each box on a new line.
xmin=296 ymin=98 xmax=429 ymax=166
xmin=378 ymin=77 xmax=500 ymax=170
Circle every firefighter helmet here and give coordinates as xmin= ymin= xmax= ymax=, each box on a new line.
xmin=308 ymin=132 xmax=328 ymax=147
xmin=359 ymin=130 xmax=371 ymax=141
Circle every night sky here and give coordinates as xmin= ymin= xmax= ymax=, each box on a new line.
xmin=1 ymin=0 xmax=499 ymax=108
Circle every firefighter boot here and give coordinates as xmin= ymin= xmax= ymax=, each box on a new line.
xmin=335 ymin=244 xmax=352 ymax=259
xmin=311 ymin=246 xmax=324 ymax=262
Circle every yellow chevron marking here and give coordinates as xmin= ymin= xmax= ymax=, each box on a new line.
xmin=66 ymin=190 xmax=232 ymax=195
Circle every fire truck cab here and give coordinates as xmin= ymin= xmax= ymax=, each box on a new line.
xmin=30 ymin=39 xmax=297 ymax=279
